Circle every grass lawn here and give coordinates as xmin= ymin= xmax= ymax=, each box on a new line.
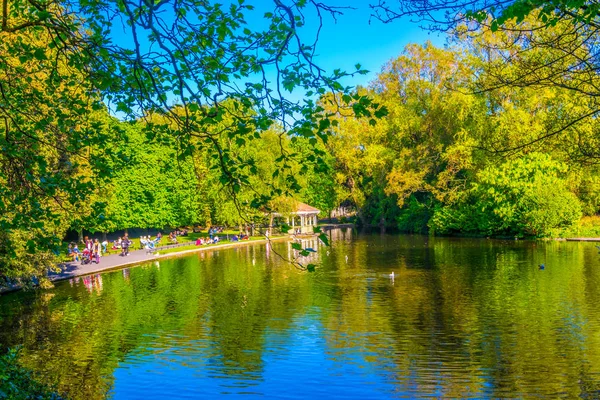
xmin=59 ymin=229 xmax=287 ymax=259
xmin=155 ymin=235 xmax=280 ymax=255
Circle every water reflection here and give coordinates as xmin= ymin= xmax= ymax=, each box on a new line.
xmin=1 ymin=232 xmax=600 ymax=399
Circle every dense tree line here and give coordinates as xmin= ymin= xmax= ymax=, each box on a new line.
xmin=329 ymin=25 xmax=600 ymax=237
xmin=4 ymin=0 xmax=600 ymax=286
xmin=0 ymin=0 xmax=381 ymax=286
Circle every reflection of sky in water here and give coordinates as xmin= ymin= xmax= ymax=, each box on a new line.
xmin=111 ymin=314 xmax=403 ymax=399
xmin=3 ymin=231 xmax=600 ymax=399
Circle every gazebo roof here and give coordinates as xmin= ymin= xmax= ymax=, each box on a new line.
xmin=272 ymin=201 xmax=320 ymax=216
xmin=295 ymin=202 xmax=320 ymax=213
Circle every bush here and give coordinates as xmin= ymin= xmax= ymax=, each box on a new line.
xmin=560 ymin=215 xmax=600 ymax=238
xmin=430 ymin=153 xmax=582 ymax=238
xmin=397 ymin=196 xmax=431 ymax=233
xmin=0 ymin=348 xmax=63 ymax=399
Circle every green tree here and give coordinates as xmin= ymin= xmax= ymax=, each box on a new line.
xmin=431 ymin=153 xmax=582 ymax=237
xmin=1 ymin=0 xmax=388 ymax=285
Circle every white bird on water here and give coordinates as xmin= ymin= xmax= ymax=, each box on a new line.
xmin=390 ymin=271 xmax=395 ymax=280
xmin=345 ymin=255 xmax=348 ymax=263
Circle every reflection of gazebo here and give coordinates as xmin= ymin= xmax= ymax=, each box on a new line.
xmin=273 ymin=202 xmax=320 ymax=234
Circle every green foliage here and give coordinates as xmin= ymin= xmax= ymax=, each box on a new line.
xmin=1 ymin=0 xmax=387 ymax=285
xmin=560 ymin=216 xmax=600 ymax=238
xmin=396 ymin=196 xmax=432 ymax=234
xmin=431 ymin=154 xmax=582 ymax=237
xmin=327 ymin=39 xmax=599 ymax=238
xmin=0 ymin=348 xmax=63 ymax=399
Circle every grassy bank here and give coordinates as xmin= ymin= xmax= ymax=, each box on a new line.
xmin=155 ymin=236 xmax=273 ymax=256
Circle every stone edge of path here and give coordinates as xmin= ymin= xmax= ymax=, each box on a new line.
xmin=0 ymin=236 xmax=292 ymax=295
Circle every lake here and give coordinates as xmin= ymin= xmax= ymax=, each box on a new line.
xmin=1 ymin=229 xmax=600 ymax=399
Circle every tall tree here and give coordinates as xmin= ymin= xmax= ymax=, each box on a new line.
xmin=1 ymin=0 xmax=386 ymax=285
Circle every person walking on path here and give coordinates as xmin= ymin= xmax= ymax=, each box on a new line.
xmin=121 ymin=235 xmax=131 ymax=256
xmin=92 ymin=239 xmax=101 ymax=264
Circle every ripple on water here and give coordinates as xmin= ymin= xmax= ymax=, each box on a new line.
xmin=2 ymin=235 xmax=600 ymax=398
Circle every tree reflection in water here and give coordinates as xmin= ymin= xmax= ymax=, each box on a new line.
xmin=1 ymin=230 xmax=600 ymax=399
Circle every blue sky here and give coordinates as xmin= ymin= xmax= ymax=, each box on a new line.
xmin=109 ymin=1 xmax=448 ymax=111
xmin=279 ymin=1 xmax=447 ymax=87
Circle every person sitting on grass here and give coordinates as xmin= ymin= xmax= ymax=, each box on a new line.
xmin=231 ymin=235 xmax=239 ymax=242
xmin=195 ymin=237 xmax=202 ymax=246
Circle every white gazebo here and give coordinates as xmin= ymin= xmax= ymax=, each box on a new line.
xmin=273 ymin=202 xmax=320 ymax=234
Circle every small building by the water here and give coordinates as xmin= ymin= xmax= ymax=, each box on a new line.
xmin=272 ymin=201 xmax=320 ymax=234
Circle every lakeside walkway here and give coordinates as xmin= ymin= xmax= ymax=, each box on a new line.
xmin=565 ymin=238 xmax=600 ymax=242
xmin=49 ymin=236 xmax=291 ymax=283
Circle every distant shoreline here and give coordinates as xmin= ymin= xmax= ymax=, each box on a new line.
xmin=51 ymin=235 xmax=292 ymax=282
xmin=0 ymin=236 xmax=292 ymax=295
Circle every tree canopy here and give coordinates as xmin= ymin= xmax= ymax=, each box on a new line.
xmin=3 ymin=0 xmax=600 ymax=287
xmin=0 ymin=0 xmax=386 ymax=285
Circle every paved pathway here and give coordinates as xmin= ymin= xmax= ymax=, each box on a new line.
xmin=51 ymin=248 xmax=158 ymax=281
xmin=50 ymin=236 xmax=290 ymax=282
xmin=565 ymin=237 xmax=600 ymax=242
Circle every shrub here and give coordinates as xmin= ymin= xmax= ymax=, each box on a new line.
xmin=430 ymin=153 xmax=582 ymax=237
xmin=0 ymin=348 xmax=63 ymax=399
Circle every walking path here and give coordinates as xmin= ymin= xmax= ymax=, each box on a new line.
xmin=565 ymin=237 xmax=600 ymax=242
xmin=49 ymin=236 xmax=291 ymax=282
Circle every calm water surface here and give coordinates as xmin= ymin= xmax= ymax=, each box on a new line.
xmin=2 ymin=230 xmax=600 ymax=399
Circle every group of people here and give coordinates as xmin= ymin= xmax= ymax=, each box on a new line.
xmin=195 ymin=233 xmax=250 ymax=246
xmin=112 ymin=235 xmax=133 ymax=256
xmin=140 ymin=235 xmax=161 ymax=251
xmin=195 ymin=236 xmax=220 ymax=246
xmin=67 ymin=234 xmax=136 ymax=264
xmin=68 ymin=237 xmax=104 ymax=264
xmin=109 ymin=235 xmax=134 ymax=256
xmin=67 ymin=228 xmax=255 ymax=264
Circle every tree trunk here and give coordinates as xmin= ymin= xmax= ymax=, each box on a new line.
xmin=102 ymin=232 xmax=107 ymax=241
xmin=78 ymin=229 xmax=83 ymax=244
